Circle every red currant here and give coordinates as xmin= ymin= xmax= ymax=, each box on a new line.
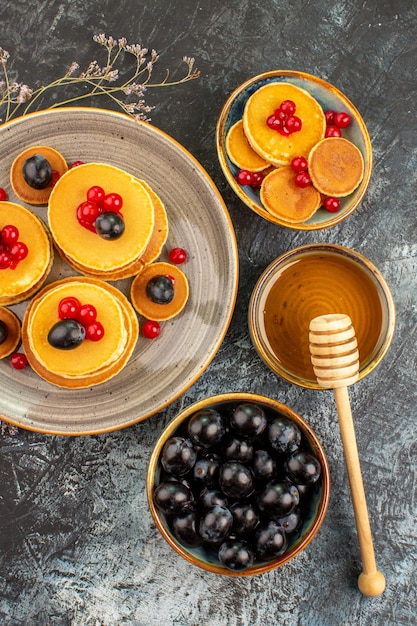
xmin=324 ymin=110 xmax=335 ymax=125
xmin=285 ymin=115 xmax=302 ymax=133
xmin=87 ymin=185 xmax=105 ymax=205
xmin=250 ymin=172 xmax=264 ymax=189
xmin=50 ymin=171 xmax=60 ymax=187
xmin=325 ymin=125 xmax=342 ymax=138
xmin=69 ymin=160 xmax=85 ymax=168
xmin=0 ymin=251 xmax=11 ymax=269
xmin=169 ymin=247 xmax=187 ymax=264
xmin=58 ymin=297 xmax=81 ymax=319
xmin=323 ymin=196 xmax=341 ymax=212
xmin=102 ymin=192 xmax=123 ymax=213
xmin=236 ymin=170 xmax=254 ymax=186
xmin=291 ymin=156 xmax=308 ymax=173
xmin=9 ymin=242 xmax=28 ymax=268
xmin=10 ymin=352 xmax=28 ymax=370
xmin=85 ymin=321 xmax=105 ymax=341
xmin=0 ymin=188 xmax=7 ymax=201
xmin=142 ymin=320 xmax=161 ymax=339
xmin=294 ymin=172 xmax=312 ymax=188
xmin=279 ymin=99 xmax=296 ymax=115
xmin=76 ymin=303 xmax=97 ymax=326
xmin=277 ymin=124 xmax=290 ymax=136
xmin=1 ymin=225 xmax=19 ymax=246
xmin=334 ymin=111 xmax=351 ymax=128
xmin=77 ymin=201 xmax=100 ymax=224
xmin=266 ymin=114 xmax=282 ymax=130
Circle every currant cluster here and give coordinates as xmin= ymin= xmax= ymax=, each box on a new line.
xmin=324 ymin=109 xmax=351 ymax=138
xmin=266 ymin=99 xmax=302 ymax=136
xmin=76 ymin=185 xmax=125 ymax=240
xmin=47 ymin=296 xmax=105 ymax=349
xmin=0 ymin=225 xmax=28 ymax=270
xmin=290 ymin=156 xmax=341 ymax=213
xmin=153 ymin=402 xmax=322 ymax=572
xmin=235 ymin=170 xmax=265 ymax=188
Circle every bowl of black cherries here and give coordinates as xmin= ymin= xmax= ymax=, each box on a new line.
xmin=147 ymin=393 xmax=330 ymax=576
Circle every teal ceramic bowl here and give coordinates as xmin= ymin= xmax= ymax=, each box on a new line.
xmin=216 ymin=70 xmax=372 ymax=230
xmin=147 ymin=393 xmax=330 ymax=576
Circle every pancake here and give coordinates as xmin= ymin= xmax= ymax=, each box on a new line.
xmin=10 ymin=145 xmax=68 ymax=205
xmin=225 ymin=120 xmax=270 ymax=172
xmin=131 ymin=262 xmax=189 ymax=321
xmin=0 ymin=202 xmax=53 ymax=306
xmin=48 ymin=163 xmax=155 ymax=273
xmin=260 ymin=166 xmax=322 ymax=223
xmin=243 ymin=82 xmax=326 ymax=167
xmin=22 ymin=277 xmax=138 ymax=388
xmin=308 ymin=137 xmax=364 ymax=197
xmin=0 ymin=307 xmax=21 ymax=358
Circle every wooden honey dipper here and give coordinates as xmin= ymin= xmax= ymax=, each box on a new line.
xmin=309 ymin=313 xmax=386 ymax=597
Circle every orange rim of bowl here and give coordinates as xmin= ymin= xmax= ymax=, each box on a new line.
xmin=216 ymin=69 xmax=373 ymax=230
xmin=248 ymin=243 xmax=396 ymax=389
xmin=146 ymin=392 xmax=330 ymax=576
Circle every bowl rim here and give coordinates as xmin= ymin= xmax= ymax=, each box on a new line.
xmin=216 ymin=69 xmax=373 ymax=230
xmin=146 ymin=391 xmax=331 ymax=576
xmin=248 ymin=243 xmax=396 ymax=389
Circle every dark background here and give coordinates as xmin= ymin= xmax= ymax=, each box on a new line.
xmin=0 ymin=1 xmax=416 ymax=625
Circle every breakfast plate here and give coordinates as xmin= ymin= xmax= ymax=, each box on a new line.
xmin=0 ymin=108 xmax=238 ymax=435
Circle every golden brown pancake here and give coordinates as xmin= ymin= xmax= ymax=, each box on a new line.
xmin=225 ymin=120 xmax=270 ymax=172
xmin=308 ymin=137 xmax=364 ymax=197
xmin=0 ymin=202 xmax=53 ymax=306
xmin=0 ymin=306 xmax=21 ymax=358
xmin=130 ymin=262 xmax=189 ymax=321
xmin=260 ymin=166 xmax=321 ymax=223
xmin=10 ymin=146 xmax=68 ymax=205
xmin=243 ymin=82 xmax=326 ymax=167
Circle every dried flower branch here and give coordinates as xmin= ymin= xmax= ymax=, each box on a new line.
xmin=0 ymin=33 xmax=200 ymax=124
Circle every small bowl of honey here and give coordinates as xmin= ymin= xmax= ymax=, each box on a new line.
xmin=249 ymin=244 xmax=396 ymax=389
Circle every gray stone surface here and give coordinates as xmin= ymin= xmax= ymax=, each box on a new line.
xmin=0 ymin=1 xmax=416 ymax=624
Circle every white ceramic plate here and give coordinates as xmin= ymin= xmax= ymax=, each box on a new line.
xmin=0 ymin=108 xmax=238 ymax=435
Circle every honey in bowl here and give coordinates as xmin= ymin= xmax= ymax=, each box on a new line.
xmin=249 ymin=245 xmax=395 ymax=388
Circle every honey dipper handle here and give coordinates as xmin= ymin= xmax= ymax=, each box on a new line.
xmin=333 ymin=386 xmax=386 ymax=597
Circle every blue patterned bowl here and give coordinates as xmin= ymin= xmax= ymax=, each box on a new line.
xmin=216 ymin=70 xmax=372 ymax=230
xmin=147 ymin=392 xmax=330 ymax=576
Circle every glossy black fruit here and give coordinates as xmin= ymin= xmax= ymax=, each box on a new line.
xmin=171 ymin=511 xmax=202 ymax=547
xmin=47 ymin=319 xmax=86 ymax=350
xmin=22 ymin=154 xmax=53 ymax=189
xmin=252 ymin=449 xmax=277 ymax=482
xmin=284 ymin=451 xmax=322 ymax=485
xmin=95 ymin=211 xmax=125 ymax=240
xmin=230 ymin=403 xmax=267 ymax=438
xmin=256 ymin=481 xmax=299 ymax=518
xmin=193 ymin=452 xmax=221 ymax=487
xmin=219 ymin=461 xmax=255 ymax=498
xmin=276 ymin=508 xmax=303 ymax=534
xmin=161 ymin=437 xmax=197 ymax=476
xmin=198 ymin=505 xmax=233 ymax=543
xmin=146 ymin=274 xmax=174 ymax=304
xmin=230 ymin=501 xmax=259 ymax=535
xmin=254 ymin=521 xmax=287 ymax=561
xmin=153 ymin=480 xmax=194 ymax=515
xmin=218 ymin=539 xmax=254 ymax=571
xmin=198 ymin=488 xmax=229 ymax=511
xmin=223 ymin=435 xmax=254 ymax=463
xmin=268 ymin=416 xmax=302 ymax=455
xmin=187 ymin=408 xmax=226 ymax=448
xmin=0 ymin=319 xmax=8 ymax=344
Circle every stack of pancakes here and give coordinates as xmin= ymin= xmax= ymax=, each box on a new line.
xmin=22 ymin=277 xmax=139 ymax=389
xmin=226 ymin=82 xmax=364 ymax=224
xmin=48 ymin=163 xmax=168 ymax=280
xmin=0 ymin=201 xmax=53 ymax=306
